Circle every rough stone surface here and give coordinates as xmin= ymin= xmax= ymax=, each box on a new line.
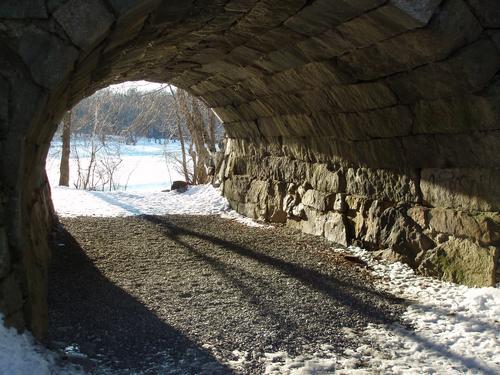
xmin=54 ymin=0 xmax=115 ymax=50
xmin=421 ymin=168 xmax=500 ymax=212
xmin=428 ymin=208 xmax=500 ymax=245
xmin=346 ymin=168 xmax=420 ymax=203
xmin=419 ymin=238 xmax=499 ymax=287
xmin=0 ymin=0 xmax=499 ymax=338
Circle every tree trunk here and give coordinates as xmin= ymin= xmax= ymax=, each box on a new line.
xmin=58 ymin=110 xmax=71 ymax=186
xmin=169 ymin=86 xmax=190 ymax=183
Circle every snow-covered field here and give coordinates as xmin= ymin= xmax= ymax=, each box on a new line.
xmin=1 ymin=138 xmax=498 ymax=375
xmin=46 ymin=137 xmax=185 ymax=191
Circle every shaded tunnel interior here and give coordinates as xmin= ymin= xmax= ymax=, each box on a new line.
xmin=0 ymin=0 xmax=499 ymax=339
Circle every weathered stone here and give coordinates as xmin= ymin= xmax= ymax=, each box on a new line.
xmin=407 ymin=206 xmax=429 ymax=229
xmin=0 ymin=77 xmax=8 ymax=135
xmin=301 ymin=206 xmax=327 ymax=237
xmin=2 ymin=0 xmax=500 ymax=339
xmin=0 ymin=0 xmax=47 ymax=18
xmin=338 ymin=0 xmax=441 ymax=47
xmin=388 ymin=39 xmax=500 ymax=103
xmin=333 ymin=194 xmax=346 ymax=212
xmin=364 ymin=204 xmax=434 ymax=265
xmin=346 ymin=168 xmax=419 ymax=203
xmin=338 ymin=0 xmax=482 ymax=80
xmin=16 ymin=27 xmax=79 ymax=90
xmin=324 ymin=212 xmax=348 ymax=246
xmin=0 ymin=227 xmax=9 ymax=279
xmin=0 ymin=273 xmax=23 ymax=318
xmin=170 ymin=180 xmax=188 ymax=192
xmin=246 ymin=179 xmax=269 ymax=205
xmin=418 ymin=238 xmax=498 ymax=287
xmin=428 ymin=208 xmax=500 ymax=245
xmin=54 ymin=0 xmax=115 ymax=50
xmin=309 ymin=164 xmax=345 ymax=193
xmin=413 ymin=94 xmax=500 ymax=135
xmin=421 ymin=168 xmax=500 ymax=212
xmin=222 ymin=175 xmax=251 ymax=202
xmin=389 ymin=0 xmax=441 ymax=25
xmin=301 ymin=189 xmax=334 ymax=212
xmin=467 ymin=0 xmax=500 ymax=27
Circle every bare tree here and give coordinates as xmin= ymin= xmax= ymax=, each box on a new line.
xmin=73 ymin=91 xmax=124 ymax=191
xmin=58 ymin=110 xmax=71 ymax=186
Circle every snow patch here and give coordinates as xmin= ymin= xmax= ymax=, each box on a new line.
xmin=51 ymin=184 xmax=268 ymax=228
xmin=258 ymin=246 xmax=500 ymax=374
xmin=0 ymin=315 xmax=84 ymax=375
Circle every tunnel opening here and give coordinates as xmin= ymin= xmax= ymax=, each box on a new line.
xmin=0 ymin=0 xmax=499 ymax=351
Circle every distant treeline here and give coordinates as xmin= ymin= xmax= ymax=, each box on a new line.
xmin=62 ymin=87 xmax=223 ymax=143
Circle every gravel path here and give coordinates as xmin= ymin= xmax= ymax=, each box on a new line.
xmin=48 ymin=215 xmax=406 ymax=374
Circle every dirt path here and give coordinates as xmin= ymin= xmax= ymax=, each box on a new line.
xmin=48 ymin=215 xmax=406 ymax=374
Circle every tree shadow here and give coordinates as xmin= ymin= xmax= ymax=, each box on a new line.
xmin=142 ymin=215 xmax=499 ymax=374
xmin=88 ymin=190 xmax=143 ymax=215
xmin=47 ymin=224 xmax=234 ymax=374
xmin=142 ymin=215 xmax=406 ymax=326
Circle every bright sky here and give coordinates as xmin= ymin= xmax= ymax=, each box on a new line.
xmin=107 ymin=80 xmax=169 ymax=92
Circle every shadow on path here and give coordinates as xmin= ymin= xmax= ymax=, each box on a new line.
xmin=48 ymin=224 xmax=234 ymax=374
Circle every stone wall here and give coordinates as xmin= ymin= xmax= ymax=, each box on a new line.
xmin=0 ymin=0 xmax=499 ymax=338
xmin=221 ymin=139 xmax=499 ymax=287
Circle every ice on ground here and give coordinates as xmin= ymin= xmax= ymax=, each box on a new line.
xmin=51 ymin=184 xmax=266 ymax=227
xmin=255 ymin=247 xmax=500 ymax=375
xmin=0 ymin=315 xmax=84 ymax=375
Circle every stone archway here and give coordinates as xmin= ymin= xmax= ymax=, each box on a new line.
xmin=0 ymin=0 xmax=499 ymax=339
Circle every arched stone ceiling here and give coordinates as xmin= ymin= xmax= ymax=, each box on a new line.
xmin=0 ymin=0 xmax=499 ymax=338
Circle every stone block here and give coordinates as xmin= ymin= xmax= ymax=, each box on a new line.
xmin=308 ymin=164 xmax=345 ymax=193
xmin=337 ymin=0 xmax=441 ymax=47
xmin=301 ymin=206 xmax=327 ymax=237
xmin=0 ymin=227 xmax=10 ymax=279
xmin=246 ymin=179 xmax=269 ymax=205
xmin=285 ymin=0 xmax=363 ymax=36
xmin=418 ymin=237 xmax=498 ymax=287
xmin=333 ymin=194 xmax=347 ymax=212
xmin=413 ymin=94 xmax=500 ymax=135
xmin=326 ymin=106 xmax=413 ymax=140
xmin=297 ymin=29 xmax=355 ymax=60
xmin=346 ymin=168 xmax=420 ymax=203
xmin=0 ymin=273 xmax=23 ymax=317
xmin=407 ymin=206 xmax=429 ymax=229
xmin=467 ymin=0 xmax=500 ymax=27
xmin=387 ymin=39 xmax=500 ymax=103
xmin=365 ymin=205 xmax=435 ymax=265
xmin=428 ymin=208 xmax=500 ymax=245
xmin=324 ymin=212 xmax=349 ymax=246
xmin=17 ymin=27 xmax=78 ymax=90
xmin=222 ymin=175 xmax=252 ymax=202
xmin=301 ymin=189 xmax=335 ymax=212
xmin=54 ymin=0 xmax=115 ymax=50
xmin=0 ymin=0 xmax=47 ymax=18
xmin=328 ymin=82 xmax=398 ymax=112
xmin=0 ymin=77 xmax=8 ymax=135
xmin=338 ymin=0 xmax=482 ymax=80
xmin=421 ymin=168 xmax=500 ymax=212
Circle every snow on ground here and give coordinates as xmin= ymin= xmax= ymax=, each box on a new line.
xmin=256 ymin=247 xmax=500 ymax=375
xmin=2 ymin=137 xmax=493 ymax=374
xmin=0 ymin=315 xmax=84 ymax=375
xmin=51 ymin=184 xmax=264 ymax=227
xmin=46 ymin=138 xmax=185 ymax=191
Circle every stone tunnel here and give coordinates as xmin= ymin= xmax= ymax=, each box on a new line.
xmin=0 ymin=0 xmax=499 ymax=339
